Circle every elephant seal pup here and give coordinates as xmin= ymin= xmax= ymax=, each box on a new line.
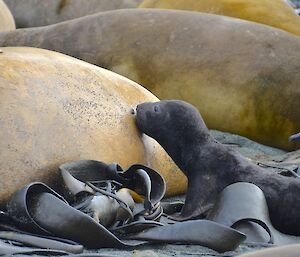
xmin=136 ymin=100 xmax=300 ymax=236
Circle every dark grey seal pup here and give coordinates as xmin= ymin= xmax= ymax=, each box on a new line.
xmin=135 ymin=100 xmax=300 ymax=235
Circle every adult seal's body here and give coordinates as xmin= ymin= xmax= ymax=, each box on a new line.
xmin=139 ymin=0 xmax=300 ymax=36
xmin=0 ymin=9 xmax=299 ymax=150
xmin=0 ymin=0 xmax=15 ymax=32
xmin=136 ymin=100 xmax=300 ymax=235
xmin=3 ymin=0 xmax=142 ymax=28
xmin=0 ymin=47 xmax=185 ymax=205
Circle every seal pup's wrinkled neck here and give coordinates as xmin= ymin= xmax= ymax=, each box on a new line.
xmin=136 ymin=100 xmax=213 ymax=174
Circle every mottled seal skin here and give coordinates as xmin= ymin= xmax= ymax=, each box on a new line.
xmin=0 ymin=9 xmax=299 ymax=150
xmin=0 ymin=47 xmax=186 ymax=205
xmin=136 ymin=100 xmax=300 ymax=235
xmin=3 ymin=0 xmax=142 ymax=28
xmin=0 ymin=0 xmax=15 ymax=32
xmin=139 ymin=0 xmax=300 ymax=36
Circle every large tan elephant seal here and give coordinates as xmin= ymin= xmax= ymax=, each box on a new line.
xmin=3 ymin=0 xmax=142 ymax=28
xmin=0 ymin=0 xmax=15 ymax=32
xmin=0 ymin=47 xmax=185 ymax=205
xmin=0 ymin=9 xmax=299 ymax=150
xmin=139 ymin=0 xmax=300 ymax=36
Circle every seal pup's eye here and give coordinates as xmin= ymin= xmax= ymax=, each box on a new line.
xmin=153 ymin=105 xmax=160 ymax=113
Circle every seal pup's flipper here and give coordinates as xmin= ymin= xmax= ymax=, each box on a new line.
xmin=208 ymin=182 xmax=300 ymax=245
xmin=237 ymin=244 xmax=300 ymax=257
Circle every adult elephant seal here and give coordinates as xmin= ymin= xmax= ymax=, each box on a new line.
xmin=0 ymin=9 xmax=300 ymax=150
xmin=0 ymin=0 xmax=15 ymax=32
xmin=139 ymin=0 xmax=300 ymax=36
xmin=3 ymin=0 xmax=142 ymax=28
xmin=0 ymin=47 xmax=186 ymax=206
xmin=135 ymin=100 xmax=300 ymax=235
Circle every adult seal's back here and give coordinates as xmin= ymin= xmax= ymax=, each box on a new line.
xmin=135 ymin=100 xmax=300 ymax=235
xmin=0 ymin=9 xmax=299 ymax=150
xmin=0 ymin=47 xmax=186 ymax=205
xmin=3 ymin=0 xmax=142 ymax=28
xmin=139 ymin=0 xmax=300 ymax=36
xmin=0 ymin=0 xmax=15 ymax=32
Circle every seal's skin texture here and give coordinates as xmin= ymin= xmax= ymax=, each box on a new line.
xmin=136 ymin=100 xmax=300 ymax=235
xmin=3 ymin=0 xmax=142 ymax=28
xmin=0 ymin=9 xmax=300 ymax=150
xmin=0 ymin=47 xmax=186 ymax=205
xmin=139 ymin=0 xmax=300 ymax=36
xmin=0 ymin=0 xmax=15 ymax=32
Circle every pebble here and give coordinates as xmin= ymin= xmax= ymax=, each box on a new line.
xmin=132 ymin=250 xmax=159 ymax=257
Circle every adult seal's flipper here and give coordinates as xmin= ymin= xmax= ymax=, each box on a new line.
xmin=128 ymin=220 xmax=246 ymax=253
xmin=238 ymin=244 xmax=300 ymax=257
xmin=208 ymin=182 xmax=300 ymax=245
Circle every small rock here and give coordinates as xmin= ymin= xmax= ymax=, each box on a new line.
xmin=133 ymin=250 xmax=159 ymax=257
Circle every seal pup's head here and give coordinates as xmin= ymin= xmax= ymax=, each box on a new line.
xmin=136 ymin=100 xmax=209 ymax=141
xmin=135 ymin=100 xmax=213 ymax=175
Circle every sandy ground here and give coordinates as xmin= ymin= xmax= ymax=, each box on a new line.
xmin=83 ymin=242 xmax=272 ymax=257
